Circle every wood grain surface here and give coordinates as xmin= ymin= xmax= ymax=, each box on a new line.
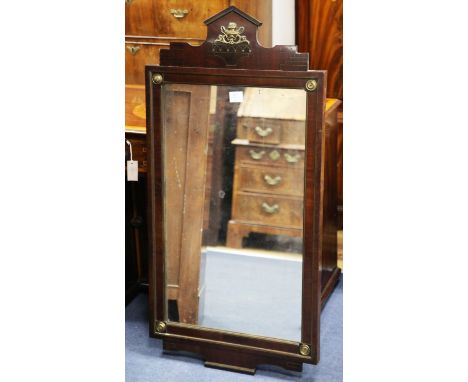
xmin=296 ymin=0 xmax=343 ymax=100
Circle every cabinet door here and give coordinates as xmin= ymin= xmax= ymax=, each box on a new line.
xmin=125 ymin=43 xmax=165 ymax=84
xmin=126 ymin=0 xmax=228 ymax=38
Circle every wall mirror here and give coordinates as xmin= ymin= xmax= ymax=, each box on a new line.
xmin=146 ymin=6 xmax=340 ymax=374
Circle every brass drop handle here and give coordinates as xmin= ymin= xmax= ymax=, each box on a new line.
xmin=262 ymin=202 xmax=279 ymax=214
xmin=264 ymin=175 xmax=282 ymax=186
xmin=254 ymin=126 xmax=273 ymax=137
xmin=170 ymin=9 xmax=189 ymax=19
xmin=126 ymin=45 xmax=141 ymax=55
xmin=249 ymin=150 xmax=266 ymax=160
xmin=284 ymin=152 xmax=300 ymax=163
xmin=125 ymin=0 xmax=134 ymax=5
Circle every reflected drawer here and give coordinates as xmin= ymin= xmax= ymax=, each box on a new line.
xmin=236 ymin=117 xmax=306 ymax=146
xmin=232 ymin=192 xmax=303 ymax=228
xmin=235 ymin=146 xmax=305 ymax=168
xmin=236 ymin=165 xmax=304 ymax=196
xmin=237 ymin=117 xmax=281 ymax=144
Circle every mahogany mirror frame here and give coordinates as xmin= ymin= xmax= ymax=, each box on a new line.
xmin=144 ymin=6 xmax=340 ymax=374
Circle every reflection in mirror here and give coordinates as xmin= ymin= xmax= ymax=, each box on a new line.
xmin=162 ymin=85 xmax=306 ymax=342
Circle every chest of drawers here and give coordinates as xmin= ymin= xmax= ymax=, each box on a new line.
xmin=227 ymin=97 xmax=340 ymax=249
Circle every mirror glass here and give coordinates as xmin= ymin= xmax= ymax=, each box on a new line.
xmin=162 ymin=84 xmax=306 ymax=342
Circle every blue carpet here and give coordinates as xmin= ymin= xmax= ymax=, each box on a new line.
xmin=200 ymin=251 xmax=302 ymax=341
xmin=125 ymin=273 xmax=342 ymax=381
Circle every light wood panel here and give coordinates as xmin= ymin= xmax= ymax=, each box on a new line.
xmin=163 ymin=84 xmax=211 ymax=324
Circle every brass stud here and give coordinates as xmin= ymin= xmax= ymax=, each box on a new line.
xmin=152 ymin=73 xmax=163 ymax=85
xmin=155 ymin=321 xmax=166 ymax=333
xmin=299 ymin=343 xmax=311 ymax=356
xmin=305 ymin=79 xmax=317 ymax=92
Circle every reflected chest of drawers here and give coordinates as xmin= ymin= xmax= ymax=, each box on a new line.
xmin=227 ymin=97 xmax=340 ymax=249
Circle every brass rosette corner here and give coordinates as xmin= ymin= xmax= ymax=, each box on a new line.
xmin=305 ymin=79 xmax=318 ymax=92
xmin=299 ymin=343 xmax=311 ymax=356
xmin=152 ymin=73 xmax=164 ymax=85
xmin=154 ymin=320 xmax=167 ymax=334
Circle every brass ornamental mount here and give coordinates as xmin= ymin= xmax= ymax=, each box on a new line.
xmin=155 ymin=321 xmax=167 ymax=333
xmin=299 ymin=343 xmax=311 ymax=356
xmin=152 ymin=73 xmax=163 ymax=85
xmin=305 ymin=79 xmax=318 ymax=92
xmin=215 ymin=22 xmax=250 ymax=45
xmin=212 ymin=22 xmax=252 ymax=65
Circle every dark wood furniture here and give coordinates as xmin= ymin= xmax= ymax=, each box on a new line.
xmin=125 ymin=129 xmax=148 ymax=305
xmin=296 ymin=0 xmax=343 ymax=227
xmin=145 ymin=6 xmax=340 ymax=373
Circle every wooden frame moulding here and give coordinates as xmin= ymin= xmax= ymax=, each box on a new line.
xmin=145 ymin=6 xmax=340 ymax=374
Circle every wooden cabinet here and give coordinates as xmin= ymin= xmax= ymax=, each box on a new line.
xmin=125 ymin=0 xmax=272 ymax=129
xmin=125 ymin=0 xmax=271 ymax=89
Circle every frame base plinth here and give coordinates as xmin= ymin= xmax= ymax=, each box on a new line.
xmin=205 ymin=361 xmax=256 ymax=375
xmin=163 ymin=338 xmax=304 ymax=375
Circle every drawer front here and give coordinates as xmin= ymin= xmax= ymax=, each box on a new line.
xmin=125 ymin=43 xmax=165 ymax=84
xmin=235 ymin=146 xmax=305 ymax=168
xmin=232 ymin=192 xmax=303 ymax=228
xmin=236 ymin=165 xmax=304 ymax=196
xmin=237 ymin=117 xmax=281 ymax=144
xmin=126 ymin=0 xmax=226 ymax=39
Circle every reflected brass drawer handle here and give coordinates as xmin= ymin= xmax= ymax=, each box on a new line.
xmin=126 ymin=45 xmax=141 ymax=55
xmin=170 ymin=9 xmax=189 ymax=19
xmin=264 ymin=174 xmax=282 ymax=186
xmin=254 ymin=126 xmax=273 ymax=137
xmin=284 ymin=152 xmax=300 ymax=163
xmin=249 ymin=150 xmax=266 ymax=160
xmin=262 ymin=202 xmax=279 ymax=214
xmin=269 ymin=150 xmax=280 ymax=161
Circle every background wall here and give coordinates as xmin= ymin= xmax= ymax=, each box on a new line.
xmin=272 ymin=0 xmax=295 ymax=46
